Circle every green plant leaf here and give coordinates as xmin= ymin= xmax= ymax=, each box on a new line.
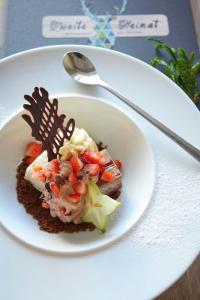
xmin=148 ymin=38 xmax=200 ymax=103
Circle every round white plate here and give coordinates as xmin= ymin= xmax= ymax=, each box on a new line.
xmin=0 ymin=95 xmax=155 ymax=254
xmin=0 ymin=45 xmax=199 ymax=300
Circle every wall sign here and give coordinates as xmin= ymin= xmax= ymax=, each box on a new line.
xmin=42 ymin=0 xmax=169 ymax=48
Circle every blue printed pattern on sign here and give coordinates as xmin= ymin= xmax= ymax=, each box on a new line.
xmin=80 ymin=0 xmax=128 ymax=48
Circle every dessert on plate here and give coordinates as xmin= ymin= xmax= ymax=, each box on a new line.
xmin=16 ymin=87 xmax=122 ymax=233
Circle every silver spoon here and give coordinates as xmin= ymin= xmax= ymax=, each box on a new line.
xmin=63 ymin=51 xmax=200 ymax=162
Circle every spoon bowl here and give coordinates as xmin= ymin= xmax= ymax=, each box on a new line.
xmin=63 ymin=52 xmax=101 ymax=85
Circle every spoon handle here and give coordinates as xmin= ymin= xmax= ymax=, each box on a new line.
xmin=100 ymin=81 xmax=200 ymax=162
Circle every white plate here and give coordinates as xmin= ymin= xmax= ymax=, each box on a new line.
xmin=0 ymin=45 xmax=199 ymax=300
xmin=0 ymin=95 xmax=155 ymax=254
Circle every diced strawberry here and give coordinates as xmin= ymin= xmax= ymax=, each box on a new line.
xmin=33 ymin=165 xmax=43 ymax=172
xmin=59 ymin=207 xmax=68 ymax=215
xmin=83 ymin=164 xmax=100 ymax=176
xmin=82 ymin=150 xmax=100 ymax=164
xmin=37 ymin=172 xmax=46 ymax=182
xmin=27 ymin=157 xmax=35 ymax=165
xmin=42 ymin=201 xmax=50 ymax=209
xmin=49 ymin=182 xmax=60 ymax=197
xmin=45 ymin=170 xmax=52 ymax=178
xmin=70 ymin=154 xmax=83 ymax=174
xmin=25 ymin=142 xmax=43 ymax=158
xmin=99 ymin=164 xmax=106 ymax=173
xmin=52 ymin=159 xmax=60 ymax=174
xmin=74 ymin=181 xmax=87 ymax=195
xmin=69 ymin=171 xmax=78 ymax=184
xmin=66 ymin=193 xmax=81 ymax=203
xmin=114 ymin=160 xmax=122 ymax=169
xmin=101 ymin=171 xmax=116 ymax=182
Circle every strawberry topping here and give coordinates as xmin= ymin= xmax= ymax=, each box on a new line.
xmin=82 ymin=150 xmax=100 ymax=164
xmin=33 ymin=165 xmax=43 ymax=172
xmin=101 ymin=171 xmax=116 ymax=182
xmin=37 ymin=172 xmax=46 ymax=182
xmin=49 ymin=182 xmax=60 ymax=198
xmin=69 ymin=171 xmax=78 ymax=184
xmin=83 ymin=164 xmax=100 ymax=176
xmin=66 ymin=193 xmax=81 ymax=203
xmin=70 ymin=154 xmax=83 ymax=174
xmin=74 ymin=181 xmax=87 ymax=195
xmin=114 ymin=160 xmax=122 ymax=169
xmin=52 ymin=159 xmax=60 ymax=174
xmin=42 ymin=201 xmax=50 ymax=209
xmin=27 ymin=157 xmax=35 ymax=165
xmin=25 ymin=142 xmax=43 ymax=159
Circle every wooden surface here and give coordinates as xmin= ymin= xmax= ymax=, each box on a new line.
xmin=157 ymin=255 xmax=200 ymax=300
xmin=0 ymin=0 xmax=199 ymax=299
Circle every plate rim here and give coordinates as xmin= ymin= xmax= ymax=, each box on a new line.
xmin=0 ymin=44 xmax=199 ymax=299
xmin=0 ymin=43 xmax=199 ymax=115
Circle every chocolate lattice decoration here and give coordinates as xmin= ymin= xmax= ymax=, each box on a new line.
xmin=22 ymin=87 xmax=75 ymax=161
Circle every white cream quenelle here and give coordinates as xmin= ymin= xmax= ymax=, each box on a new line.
xmin=59 ymin=127 xmax=98 ymax=160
